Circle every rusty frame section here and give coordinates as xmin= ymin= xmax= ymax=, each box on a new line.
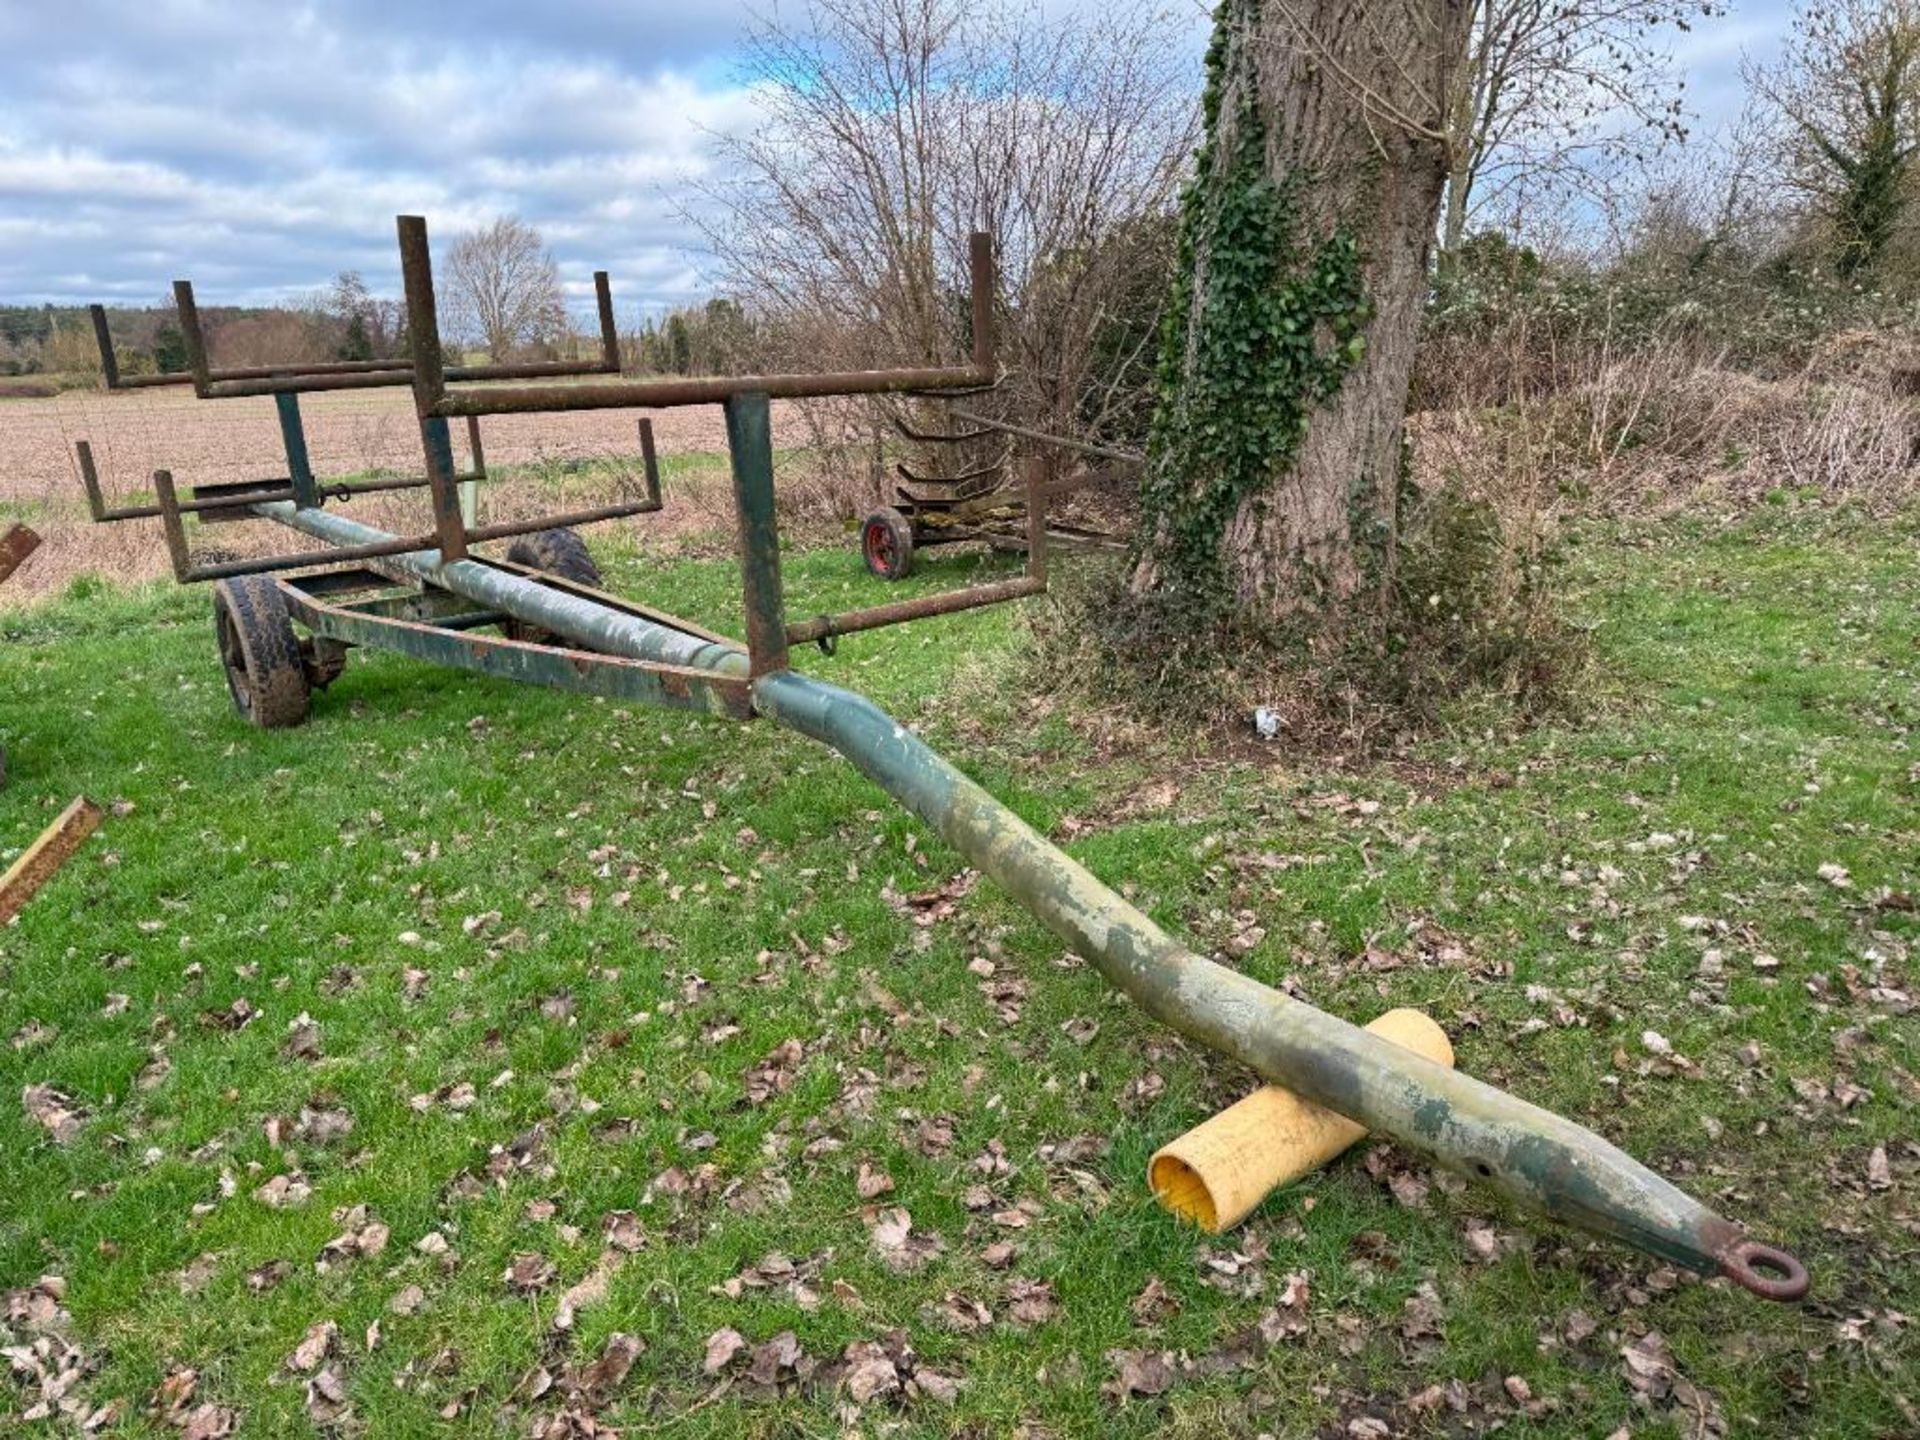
xmin=159 ymin=272 xmax=620 ymax=401
xmin=75 ymin=439 xmax=488 ymax=524
xmin=144 ymin=453 xmax=663 ymax=585
xmin=386 ymin=214 xmax=1012 ymax=652
xmin=0 ymin=797 xmax=105 ymax=925
xmin=94 ymin=213 xmax=1030 ymax=676
xmin=400 ymin=225 xmax=996 ymax=421
xmin=87 ymin=304 xmax=411 ymax=392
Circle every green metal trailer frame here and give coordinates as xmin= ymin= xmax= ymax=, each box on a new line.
xmin=71 ymin=216 xmax=1809 ymax=1303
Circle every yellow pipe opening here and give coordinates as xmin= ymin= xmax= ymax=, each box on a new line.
xmin=1149 ymin=1008 xmax=1454 ymax=1234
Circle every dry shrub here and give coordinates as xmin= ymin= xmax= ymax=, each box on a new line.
xmin=1024 ymin=469 xmax=1587 ymax=756
xmin=1413 ymin=338 xmax=1920 ymax=515
xmin=1415 ymin=253 xmax=1920 ymax=516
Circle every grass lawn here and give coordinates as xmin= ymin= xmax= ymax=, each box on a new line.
xmin=1 ymin=504 xmax=1915 ymax=1438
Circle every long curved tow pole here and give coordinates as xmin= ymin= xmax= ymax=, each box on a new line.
xmin=257 ymin=496 xmax=1808 ymax=1301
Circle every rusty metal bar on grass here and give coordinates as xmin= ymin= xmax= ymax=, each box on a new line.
xmin=0 ymin=798 xmax=105 ymax=925
xmin=0 ymin=525 xmax=41 ymax=585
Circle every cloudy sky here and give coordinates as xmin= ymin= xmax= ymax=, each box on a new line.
xmin=0 ymin=0 xmax=1795 ymax=319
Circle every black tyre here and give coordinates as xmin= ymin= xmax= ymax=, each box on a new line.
xmin=861 ymin=507 xmax=915 ymax=581
xmin=213 ymin=576 xmax=310 ymax=729
xmin=504 ymin=528 xmax=604 ymax=646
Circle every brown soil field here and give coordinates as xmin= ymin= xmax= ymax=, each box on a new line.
xmin=0 ymin=387 xmax=815 ymax=603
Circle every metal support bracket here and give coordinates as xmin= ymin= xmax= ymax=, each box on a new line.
xmin=279 ymin=579 xmax=751 ymax=720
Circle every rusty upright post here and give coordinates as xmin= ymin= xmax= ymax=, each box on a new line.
xmin=150 ymin=471 xmax=194 ymax=582
xmin=75 ymin=441 xmax=110 ymax=523
xmin=396 ymin=214 xmax=467 ymax=560
xmin=465 ymin=415 xmax=488 ymax=480
xmin=172 ymin=281 xmax=214 ymax=395
xmin=724 ymin=391 xmax=789 ymax=677
xmin=88 ymin=305 xmax=121 ymax=390
xmin=969 ymin=232 xmax=996 ymax=377
xmin=594 ymin=271 xmax=620 ymax=371
xmin=460 ymin=414 xmax=487 ymax=527
xmin=1022 ymin=455 xmax=1049 ymax=585
xmin=638 ymin=418 xmax=661 ymax=505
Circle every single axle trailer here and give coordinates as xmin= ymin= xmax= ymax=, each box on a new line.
xmin=74 ymin=217 xmax=1809 ymax=1302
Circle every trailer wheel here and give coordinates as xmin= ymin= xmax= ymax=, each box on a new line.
xmin=861 ymin=507 xmax=915 ymax=581
xmin=504 ymin=528 xmax=604 ymax=646
xmin=213 ymin=576 xmax=310 ymax=729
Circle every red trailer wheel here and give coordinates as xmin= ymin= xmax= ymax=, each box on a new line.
xmin=861 ymin=507 xmax=915 ymax=581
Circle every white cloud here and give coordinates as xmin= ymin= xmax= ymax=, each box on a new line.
xmin=0 ymin=2 xmax=760 ymax=309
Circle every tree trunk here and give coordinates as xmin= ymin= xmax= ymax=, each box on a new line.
xmin=1133 ymin=0 xmax=1467 ymax=630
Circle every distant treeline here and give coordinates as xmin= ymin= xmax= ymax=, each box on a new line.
xmin=0 ymin=275 xmax=415 ymax=379
xmin=623 ymin=298 xmax=758 ymax=376
xmin=0 ymin=303 xmax=193 ymax=378
xmin=3 ymin=283 xmax=765 ymax=381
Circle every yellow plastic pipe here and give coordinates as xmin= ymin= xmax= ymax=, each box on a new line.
xmin=1148 ymin=1008 xmax=1454 ymax=1233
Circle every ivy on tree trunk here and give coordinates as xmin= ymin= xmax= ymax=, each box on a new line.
xmin=1133 ymin=0 xmax=1466 ymax=636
